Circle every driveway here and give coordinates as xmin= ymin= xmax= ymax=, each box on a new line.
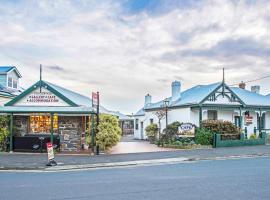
xmin=109 ymin=135 xmax=175 ymax=154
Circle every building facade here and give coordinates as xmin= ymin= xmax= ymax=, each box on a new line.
xmin=134 ymin=80 xmax=270 ymax=139
xmin=0 ymin=66 xmax=23 ymax=105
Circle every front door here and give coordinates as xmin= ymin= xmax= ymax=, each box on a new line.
xmin=140 ymin=122 xmax=144 ymax=139
xmin=234 ymin=116 xmax=240 ymax=128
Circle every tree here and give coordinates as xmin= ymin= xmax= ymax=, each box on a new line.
xmin=0 ymin=115 xmax=9 ymax=152
xmin=96 ymin=114 xmax=122 ymax=150
xmin=154 ymin=109 xmax=166 ymax=139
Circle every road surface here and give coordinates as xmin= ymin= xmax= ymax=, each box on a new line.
xmin=0 ymin=157 xmax=270 ymax=200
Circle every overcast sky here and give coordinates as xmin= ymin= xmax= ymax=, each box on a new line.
xmin=1 ymin=0 xmax=270 ymax=114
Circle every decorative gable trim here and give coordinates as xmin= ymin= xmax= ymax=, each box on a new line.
xmin=200 ymin=82 xmax=246 ymax=106
xmin=5 ymin=80 xmax=78 ymax=106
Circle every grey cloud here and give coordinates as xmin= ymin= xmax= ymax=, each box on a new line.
xmin=47 ymin=65 xmax=64 ymax=71
xmin=181 ymin=37 xmax=270 ymax=58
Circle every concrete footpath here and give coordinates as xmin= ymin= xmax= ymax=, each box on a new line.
xmin=1 ymin=145 xmax=270 ymax=171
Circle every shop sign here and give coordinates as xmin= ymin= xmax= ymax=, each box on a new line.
xmin=178 ymin=123 xmax=195 ymax=137
xmin=92 ymin=92 xmax=99 ymax=112
xmin=14 ymin=88 xmax=69 ymax=106
xmin=26 ymin=92 xmax=60 ymax=103
xmin=46 ymin=142 xmax=54 ymax=161
xmin=245 ymin=116 xmax=253 ymax=124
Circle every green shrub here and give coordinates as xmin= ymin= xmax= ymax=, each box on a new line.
xmin=160 ymin=121 xmax=181 ymax=144
xmin=96 ymin=114 xmax=122 ymax=150
xmin=145 ymin=123 xmax=158 ymax=137
xmin=0 ymin=116 xmax=9 ymax=152
xmin=195 ymin=128 xmax=214 ymax=145
xmin=249 ymin=134 xmax=257 ymax=140
xmin=201 ymin=120 xmax=241 ymax=135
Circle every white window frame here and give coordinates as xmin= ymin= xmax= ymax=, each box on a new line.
xmin=7 ymin=76 xmax=13 ymax=88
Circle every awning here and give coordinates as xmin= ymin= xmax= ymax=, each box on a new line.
xmin=0 ymin=106 xmax=95 ymax=114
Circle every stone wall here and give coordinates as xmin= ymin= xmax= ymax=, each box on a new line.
xmin=58 ymin=116 xmax=83 ymax=152
xmin=14 ymin=116 xmax=28 ymax=136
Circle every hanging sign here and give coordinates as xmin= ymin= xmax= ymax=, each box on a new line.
xmin=92 ymin=92 xmax=99 ymax=112
xmin=178 ymin=123 xmax=195 ymax=137
xmin=46 ymin=142 xmax=54 ymax=161
xmin=245 ymin=116 xmax=253 ymax=124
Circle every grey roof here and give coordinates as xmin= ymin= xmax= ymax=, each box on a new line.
xmin=0 ymin=66 xmax=14 ymax=73
xmin=110 ymin=111 xmax=131 ymax=120
xmin=3 ymin=80 xmax=126 ymax=115
xmin=45 ymin=81 xmax=92 ymax=107
xmin=0 ymin=66 xmax=22 ymax=77
xmin=45 ymin=81 xmax=127 ymax=115
xmin=142 ymin=81 xmax=270 ymax=111
xmin=0 ymin=84 xmax=22 ymax=98
xmin=134 ymin=107 xmax=145 ymax=116
xmin=146 ymin=82 xmax=220 ymax=109
xmin=231 ymin=87 xmax=270 ymax=106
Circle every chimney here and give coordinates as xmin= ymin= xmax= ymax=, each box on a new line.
xmin=144 ymin=94 xmax=152 ymax=106
xmin=239 ymin=81 xmax=246 ymax=89
xmin=171 ymin=81 xmax=181 ymax=102
xmin=251 ymin=85 xmax=260 ymax=94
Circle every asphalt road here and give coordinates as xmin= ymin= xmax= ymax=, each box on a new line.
xmin=0 ymin=157 xmax=270 ymax=200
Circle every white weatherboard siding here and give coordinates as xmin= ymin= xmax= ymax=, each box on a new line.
xmin=190 ymin=109 xmax=200 ymax=126
xmin=218 ymin=110 xmax=234 ymax=122
xmin=134 ymin=115 xmax=145 ymax=139
xmin=265 ymin=112 xmax=270 ymax=134
xmin=168 ymin=108 xmax=191 ymax=125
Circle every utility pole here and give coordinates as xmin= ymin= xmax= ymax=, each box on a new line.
xmin=222 ymin=67 xmax=225 ymax=97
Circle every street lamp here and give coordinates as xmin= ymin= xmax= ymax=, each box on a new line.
xmin=163 ymin=98 xmax=170 ymax=128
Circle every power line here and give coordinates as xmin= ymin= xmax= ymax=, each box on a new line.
xmin=229 ymin=74 xmax=270 ymax=86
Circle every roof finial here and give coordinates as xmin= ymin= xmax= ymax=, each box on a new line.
xmin=222 ymin=67 xmax=225 ymax=84
xmin=39 ymin=64 xmax=42 ymax=93
xmin=222 ymin=67 xmax=225 ymax=97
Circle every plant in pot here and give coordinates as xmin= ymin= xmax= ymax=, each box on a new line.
xmin=145 ymin=123 xmax=158 ymax=144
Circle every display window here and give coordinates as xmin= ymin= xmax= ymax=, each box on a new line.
xmin=30 ymin=115 xmax=58 ymax=133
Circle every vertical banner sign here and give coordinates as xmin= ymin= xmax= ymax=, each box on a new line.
xmin=46 ymin=142 xmax=54 ymax=161
xmin=92 ymin=92 xmax=99 ymax=112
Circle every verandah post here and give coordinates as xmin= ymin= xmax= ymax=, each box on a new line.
xmin=91 ymin=113 xmax=95 ymax=154
xmin=50 ymin=113 xmax=54 ymax=144
xmin=199 ymin=106 xmax=202 ymax=128
xmin=239 ymin=107 xmax=242 ymax=129
xmin=9 ymin=113 xmax=13 ymax=152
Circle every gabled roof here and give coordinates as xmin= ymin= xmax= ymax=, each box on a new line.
xmin=0 ymin=66 xmax=22 ymax=78
xmin=5 ymin=80 xmax=79 ymax=106
xmin=44 ymin=81 xmax=92 ymax=107
xmin=134 ymin=107 xmax=145 ymax=116
xmin=231 ymin=87 xmax=270 ymax=106
xmin=144 ymin=81 xmax=270 ymax=111
xmin=146 ymin=82 xmax=221 ymax=110
xmin=3 ymin=79 xmax=126 ymax=116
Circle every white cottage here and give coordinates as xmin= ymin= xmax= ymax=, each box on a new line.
xmin=134 ymin=80 xmax=270 ymax=139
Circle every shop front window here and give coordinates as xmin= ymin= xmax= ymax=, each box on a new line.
xmin=30 ymin=115 xmax=58 ymax=133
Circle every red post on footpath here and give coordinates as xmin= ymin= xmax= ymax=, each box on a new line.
xmin=92 ymin=91 xmax=100 ymax=155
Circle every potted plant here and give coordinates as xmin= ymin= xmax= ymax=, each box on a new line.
xmin=83 ymin=134 xmax=91 ymax=150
